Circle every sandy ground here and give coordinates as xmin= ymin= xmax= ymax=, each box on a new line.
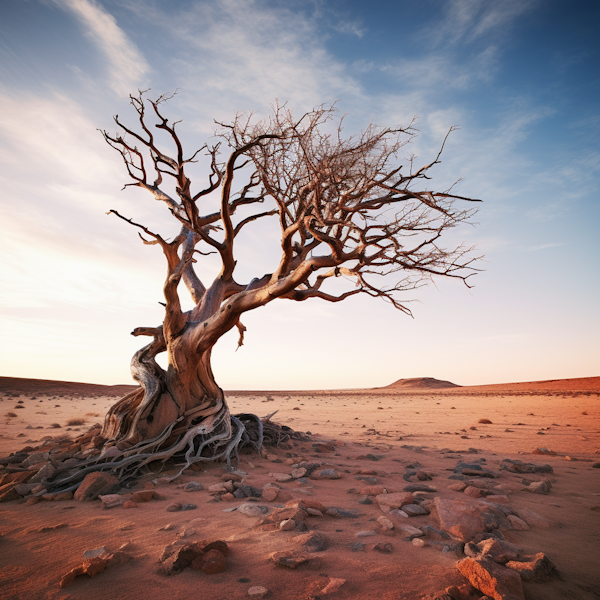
xmin=0 ymin=377 xmax=599 ymax=600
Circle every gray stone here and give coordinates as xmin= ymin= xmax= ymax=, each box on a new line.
xmin=184 ymin=481 xmax=204 ymax=492
xmin=402 ymin=503 xmax=429 ymax=516
xmin=293 ymin=531 xmax=329 ymax=552
xmin=29 ymin=462 xmax=57 ymax=484
xmin=403 ymin=484 xmax=437 ymax=493
xmin=500 ymin=459 xmax=553 ymax=474
xmin=315 ymin=469 xmax=341 ymax=480
xmin=237 ymin=503 xmax=268 ymax=517
xmin=83 ymin=547 xmax=107 ymax=559
xmin=525 ymin=480 xmax=552 ymax=495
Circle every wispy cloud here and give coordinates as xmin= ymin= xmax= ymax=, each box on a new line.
xmin=526 ymin=242 xmax=566 ymax=252
xmin=51 ymin=0 xmax=149 ymax=96
xmin=120 ymin=0 xmax=362 ymax=126
xmin=437 ymin=0 xmax=538 ymax=46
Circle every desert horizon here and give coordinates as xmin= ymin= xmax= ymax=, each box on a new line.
xmin=1 ymin=373 xmax=599 ymax=599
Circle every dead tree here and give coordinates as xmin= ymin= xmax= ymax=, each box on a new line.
xmin=46 ymin=92 xmax=481 ymax=490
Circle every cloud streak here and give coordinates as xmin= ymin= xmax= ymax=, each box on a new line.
xmin=52 ymin=0 xmax=149 ymax=96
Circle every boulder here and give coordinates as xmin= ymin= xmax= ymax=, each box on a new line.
xmin=433 ymin=497 xmax=510 ymax=542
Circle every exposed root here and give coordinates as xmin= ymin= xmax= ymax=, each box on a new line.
xmin=37 ymin=413 xmax=306 ymax=496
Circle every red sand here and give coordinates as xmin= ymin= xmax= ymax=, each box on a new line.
xmin=0 ymin=376 xmax=599 ymax=599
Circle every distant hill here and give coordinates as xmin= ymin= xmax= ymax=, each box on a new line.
xmin=0 ymin=376 xmax=138 ymax=397
xmin=384 ymin=377 xmax=460 ymax=389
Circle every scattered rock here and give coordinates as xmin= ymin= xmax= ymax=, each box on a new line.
xmin=507 ymin=515 xmax=529 ymax=530
xmin=376 ymin=492 xmax=413 ymax=511
xmin=159 ymin=540 xmax=228 ymax=576
xmin=457 ymin=557 xmax=525 ymax=600
xmin=269 ymin=551 xmax=311 ymax=568
xmin=320 ymin=577 xmax=346 ymax=595
xmin=191 ymin=548 xmax=227 ymax=574
xmin=524 ymin=480 xmax=552 ymax=495
xmin=398 ymin=524 xmax=424 ymax=539
xmin=279 ymin=519 xmax=296 ymax=531
xmin=477 ymin=538 xmax=518 ymax=565
xmin=448 ymin=483 xmax=467 ymax=492
xmin=402 ymin=503 xmax=429 ymax=516
xmin=377 ymin=515 xmax=394 ymax=530
xmin=313 ymin=469 xmax=341 ymax=480
xmin=500 ymin=459 xmax=553 ymax=474
xmin=60 ymin=551 xmax=132 ymax=588
xmin=373 ymin=542 xmax=394 ymax=553
xmin=238 ymin=503 xmax=269 ymax=517
xmin=99 ymin=494 xmax=127 ymax=509
xmin=184 ymin=481 xmax=204 ymax=492
xmin=83 ymin=547 xmax=107 ymax=559
xmin=29 ymin=462 xmax=57 ymax=484
xmin=325 ymin=507 xmax=360 ymax=518
xmin=248 ymin=586 xmax=269 ymax=598
xmin=463 ymin=486 xmax=482 ymax=499
xmin=262 ymin=487 xmax=279 ymax=502
xmin=123 ymin=500 xmax=137 ymax=509
xmin=273 ymin=473 xmax=293 ymax=483
xmin=515 ymin=507 xmax=552 ymax=528
xmin=403 ymin=484 xmax=437 ymax=493
xmin=293 ymin=531 xmax=329 ymax=552
xmin=74 ymin=472 xmax=119 ymax=502
xmin=167 ymin=503 xmax=182 ymax=512
xmin=505 ymin=553 xmax=556 ymax=582
xmin=360 ymin=485 xmax=387 ymax=496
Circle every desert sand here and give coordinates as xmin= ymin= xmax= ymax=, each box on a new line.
xmin=0 ymin=376 xmax=599 ymax=600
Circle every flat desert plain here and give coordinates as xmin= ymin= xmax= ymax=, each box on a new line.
xmin=0 ymin=376 xmax=599 ymax=600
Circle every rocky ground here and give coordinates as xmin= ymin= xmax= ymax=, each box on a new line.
xmin=0 ymin=378 xmax=599 ymax=600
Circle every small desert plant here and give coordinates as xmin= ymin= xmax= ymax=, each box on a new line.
xmin=478 ymin=418 xmax=493 ymax=424
xmin=50 ymin=423 xmax=62 ymax=428
xmin=14 ymin=405 xmax=25 ymax=409
xmin=85 ymin=412 xmax=101 ymax=417
xmin=5 ymin=412 xmax=17 ymax=418
xmin=65 ymin=418 xmax=86 ymax=426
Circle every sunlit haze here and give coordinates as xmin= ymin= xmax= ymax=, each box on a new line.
xmin=1 ymin=0 xmax=598 ymax=389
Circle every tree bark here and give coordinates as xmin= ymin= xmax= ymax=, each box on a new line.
xmin=100 ymin=332 xmax=227 ymax=453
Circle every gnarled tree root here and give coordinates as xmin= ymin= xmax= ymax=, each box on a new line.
xmin=37 ymin=412 xmax=306 ymax=497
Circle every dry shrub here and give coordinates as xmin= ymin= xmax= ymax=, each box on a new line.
xmin=5 ymin=412 xmax=17 ymax=418
xmin=581 ymin=411 xmax=588 ymax=415
xmin=478 ymin=418 xmax=493 ymax=424
xmin=85 ymin=412 xmax=101 ymax=417
xmin=14 ymin=405 xmax=25 ymax=409
xmin=66 ymin=418 xmax=86 ymax=426
xmin=50 ymin=423 xmax=62 ymax=428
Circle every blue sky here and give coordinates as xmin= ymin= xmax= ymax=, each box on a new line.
xmin=0 ymin=0 xmax=598 ymax=388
